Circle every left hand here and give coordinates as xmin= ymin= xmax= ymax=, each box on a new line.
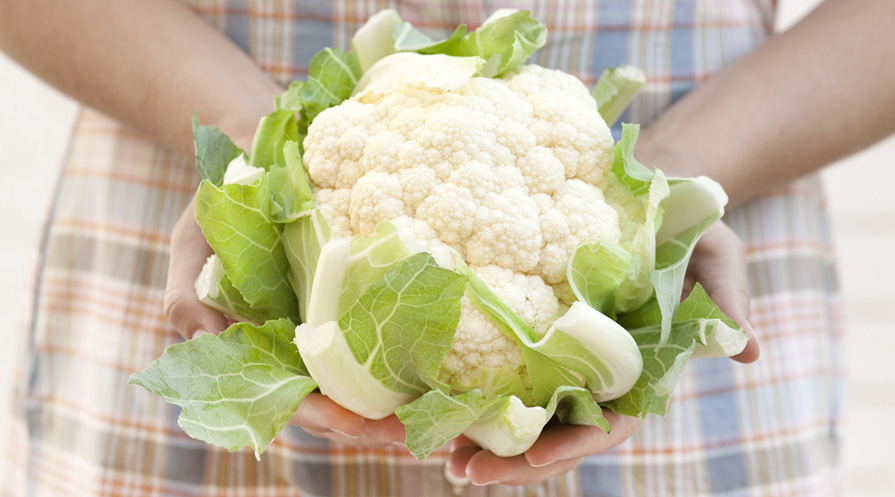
xmin=446 ymin=220 xmax=759 ymax=486
xmin=289 ymin=393 xmax=406 ymax=448
xmin=446 ymin=410 xmax=640 ymax=486
xmin=683 ymin=221 xmax=760 ymax=364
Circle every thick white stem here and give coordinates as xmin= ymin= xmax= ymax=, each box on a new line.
xmin=549 ymin=302 xmax=643 ymax=401
xmin=656 ymin=177 xmax=728 ymax=245
xmin=463 ymin=396 xmax=547 ymax=457
xmin=305 ymin=237 xmax=352 ymax=327
xmin=295 ymin=321 xmax=415 ymax=419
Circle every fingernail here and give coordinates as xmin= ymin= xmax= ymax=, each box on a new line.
xmin=191 ymin=330 xmax=209 ymax=340
xmin=529 ymin=459 xmax=556 ymax=468
xmin=471 ymin=479 xmax=500 ymax=486
xmin=329 ymin=429 xmax=360 ymax=439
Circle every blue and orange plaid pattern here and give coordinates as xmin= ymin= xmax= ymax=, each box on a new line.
xmin=2 ymin=1 xmax=843 ymax=496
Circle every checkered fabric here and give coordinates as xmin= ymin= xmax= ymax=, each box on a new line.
xmin=2 ymin=1 xmax=844 ymax=496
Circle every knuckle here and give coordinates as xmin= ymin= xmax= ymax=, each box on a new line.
xmin=163 ymin=288 xmax=186 ymax=319
xmin=163 ymin=288 xmax=196 ymax=337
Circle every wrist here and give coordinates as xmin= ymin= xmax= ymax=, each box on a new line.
xmin=632 ymin=125 xmax=692 ymax=176
xmin=215 ymin=86 xmax=282 ymax=153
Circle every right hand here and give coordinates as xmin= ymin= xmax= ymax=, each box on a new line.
xmin=164 ymin=128 xmax=257 ymax=340
xmin=290 ymin=393 xmax=407 ymax=448
xmin=164 ymin=197 xmax=405 ymax=449
xmin=164 ymin=197 xmax=229 ymax=340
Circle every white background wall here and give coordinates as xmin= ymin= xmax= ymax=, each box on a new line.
xmin=0 ymin=1 xmax=892 ymax=495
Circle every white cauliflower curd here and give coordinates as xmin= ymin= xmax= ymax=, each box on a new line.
xmin=302 ymin=55 xmax=644 ymax=395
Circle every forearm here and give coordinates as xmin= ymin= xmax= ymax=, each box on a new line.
xmin=636 ymin=0 xmax=895 ymax=206
xmin=0 ymin=0 xmax=282 ymax=155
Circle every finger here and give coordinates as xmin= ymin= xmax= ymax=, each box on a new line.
xmin=290 ymin=393 xmax=366 ymax=438
xmin=446 ymin=442 xmax=480 ymax=479
xmin=464 ymin=451 xmax=582 ymax=486
xmin=362 ymin=414 xmax=406 ymax=446
xmin=449 ymin=434 xmax=477 ymax=451
xmin=524 ymin=411 xmax=640 ymax=467
xmin=164 ymin=199 xmax=228 ymax=340
xmin=301 ymin=414 xmax=403 ymax=448
xmin=688 ymin=222 xmax=760 ymax=363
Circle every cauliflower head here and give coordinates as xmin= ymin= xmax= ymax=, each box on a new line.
xmin=303 ymin=57 xmax=644 ymax=397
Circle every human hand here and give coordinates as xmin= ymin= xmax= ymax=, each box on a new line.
xmin=164 ymin=196 xmax=230 ymax=340
xmin=683 ymin=221 xmax=760 ymax=363
xmin=446 ymin=409 xmax=640 ymax=486
xmin=445 ymin=220 xmax=758 ymax=486
xmin=289 ymin=393 xmax=406 ymax=448
xmin=164 ymin=199 xmax=407 ymax=450
xmin=163 ymin=129 xmax=259 ymax=341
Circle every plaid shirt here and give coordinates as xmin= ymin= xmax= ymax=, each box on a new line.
xmin=2 ymin=1 xmax=844 ymax=496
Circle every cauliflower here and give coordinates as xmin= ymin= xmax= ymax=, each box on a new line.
xmin=303 ymin=59 xmax=640 ymax=395
xmin=138 ymin=9 xmax=741 ymax=464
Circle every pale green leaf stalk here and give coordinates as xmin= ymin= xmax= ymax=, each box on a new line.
xmin=282 ymin=210 xmax=331 ymax=323
xmin=351 ymin=9 xmax=404 ymax=72
xmin=614 ymin=169 xmax=669 ymax=313
xmin=267 ymin=141 xmax=316 ymax=223
xmin=462 ymin=396 xmax=546 ymax=457
xmin=592 ymin=65 xmax=646 ymax=127
xmin=295 ymin=320 xmax=415 ymax=419
xmin=648 ymin=175 xmax=728 ymax=344
xmin=128 ymin=319 xmax=317 ymax=459
xmin=538 ymin=302 xmax=643 ymax=401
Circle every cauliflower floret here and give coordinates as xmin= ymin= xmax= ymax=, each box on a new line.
xmin=501 ymin=65 xmax=615 ymax=186
xmin=447 ymin=160 xmax=525 ymax=201
xmin=467 ymin=190 xmax=541 ymax=272
xmin=416 ymin=183 xmax=477 ymax=246
xmin=534 ymin=180 xmax=622 ymax=283
xmin=516 ymin=146 xmax=565 ymax=195
xmin=398 ymin=166 xmax=440 ymax=214
xmin=348 ymin=172 xmax=404 ymax=237
xmin=390 ymin=215 xmax=455 ymax=269
xmin=439 ymin=298 xmax=526 ymax=393
xmin=472 ymin=264 xmax=560 ymax=336
xmin=304 ymin=100 xmax=384 ymax=188
xmin=358 ymin=131 xmax=405 ymax=175
xmin=602 ymin=172 xmax=647 ymax=243
xmin=314 ymin=188 xmax=352 ymax=236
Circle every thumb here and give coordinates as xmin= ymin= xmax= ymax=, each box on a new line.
xmin=164 ymin=199 xmax=229 ymax=340
xmin=687 ymin=222 xmax=760 ymax=363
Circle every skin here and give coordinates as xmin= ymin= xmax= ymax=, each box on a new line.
xmin=2 ymin=0 xmax=891 ymax=488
